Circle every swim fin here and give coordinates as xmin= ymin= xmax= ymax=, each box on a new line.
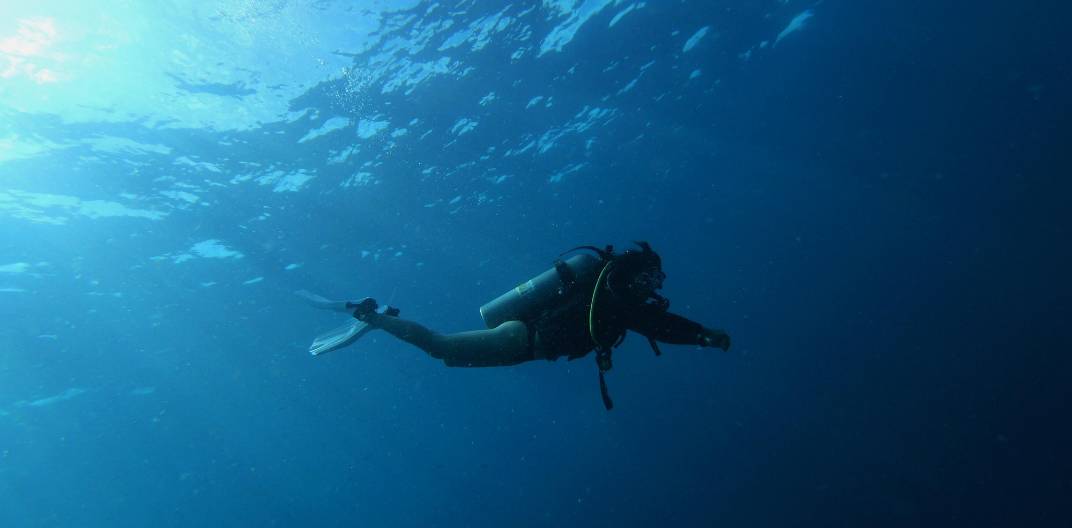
xmin=308 ymin=319 xmax=375 ymax=356
xmin=300 ymin=290 xmax=402 ymax=356
xmin=295 ymin=289 xmax=358 ymax=313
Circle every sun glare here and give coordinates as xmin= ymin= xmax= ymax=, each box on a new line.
xmin=0 ymin=17 xmax=62 ymax=84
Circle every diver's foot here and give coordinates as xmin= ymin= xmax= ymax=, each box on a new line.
xmin=347 ymin=297 xmax=378 ymax=321
xmin=383 ymin=306 xmax=400 ymax=317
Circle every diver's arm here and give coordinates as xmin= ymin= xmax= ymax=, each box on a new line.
xmin=627 ymin=304 xmax=731 ymax=351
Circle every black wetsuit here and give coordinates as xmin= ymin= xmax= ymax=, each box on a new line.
xmin=531 ymin=283 xmax=707 ymax=361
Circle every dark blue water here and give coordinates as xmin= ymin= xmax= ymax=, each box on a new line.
xmin=1 ymin=1 xmax=1069 ymax=526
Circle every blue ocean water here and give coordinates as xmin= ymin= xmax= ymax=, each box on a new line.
xmin=1 ymin=1 xmax=1069 ymax=526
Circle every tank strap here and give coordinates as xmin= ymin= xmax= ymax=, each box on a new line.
xmin=553 ymin=258 xmax=577 ymax=293
xmin=647 ymin=336 xmax=662 ymax=356
xmin=561 ymin=244 xmax=614 ymax=261
xmin=596 ymin=347 xmax=614 ymax=410
xmin=598 ymin=369 xmax=613 ymax=410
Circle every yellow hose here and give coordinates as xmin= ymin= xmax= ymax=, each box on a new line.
xmin=588 ymin=261 xmax=614 ymax=347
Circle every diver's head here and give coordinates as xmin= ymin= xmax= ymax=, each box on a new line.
xmin=629 ymin=266 xmax=666 ymax=296
xmin=609 ymin=241 xmax=664 ymax=299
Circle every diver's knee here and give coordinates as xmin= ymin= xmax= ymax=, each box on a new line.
xmin=425 ymin=335 xmax=451 ymax=359
xmin=496 ymin=320 xmax=529 ymax=342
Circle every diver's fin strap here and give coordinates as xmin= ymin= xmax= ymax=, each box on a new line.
xmin=596 ymin=347 xmax=614 ymax=410
xmin=647 ymin=336 xmax=662 ymax=356
xmin=553 ymin=258 xmax=578 ymax=293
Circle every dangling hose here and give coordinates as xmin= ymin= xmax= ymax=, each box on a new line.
xmin=587 ymin=261 xmax=615 ymax=349
xmin=588 ymin=261 xmax=617 ymax=410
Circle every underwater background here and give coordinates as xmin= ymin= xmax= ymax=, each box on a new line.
xmin=1 ymin=1 xmax=1069 ymax=526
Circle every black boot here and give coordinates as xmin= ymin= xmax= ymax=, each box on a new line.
xmin=347 ymin=297 xmax=378 ymax=321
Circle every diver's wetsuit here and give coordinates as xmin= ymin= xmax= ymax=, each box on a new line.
xmin=531 ymin=289 xmax=708 ymax=362
xmin=364 ymin=297 xmax=708 ymax=368
xmin=361 ymin=263 xmax=715 ymax=368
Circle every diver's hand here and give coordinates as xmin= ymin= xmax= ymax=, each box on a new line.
xmin=700 ymin=328 xmax=731 ymax=351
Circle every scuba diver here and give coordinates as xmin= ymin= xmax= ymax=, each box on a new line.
xmin=301 ymin=242 xmax=731 ymax=409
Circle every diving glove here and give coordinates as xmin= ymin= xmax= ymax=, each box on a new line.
xmin=700 ymin=328 xmax=731 ymax=351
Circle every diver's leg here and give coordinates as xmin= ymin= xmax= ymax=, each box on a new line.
xmin=362 ymin=312 xmax=532 ymax=367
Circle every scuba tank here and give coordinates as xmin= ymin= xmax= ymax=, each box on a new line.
xmin=479 ymin=253 xmax=602 ymax=329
